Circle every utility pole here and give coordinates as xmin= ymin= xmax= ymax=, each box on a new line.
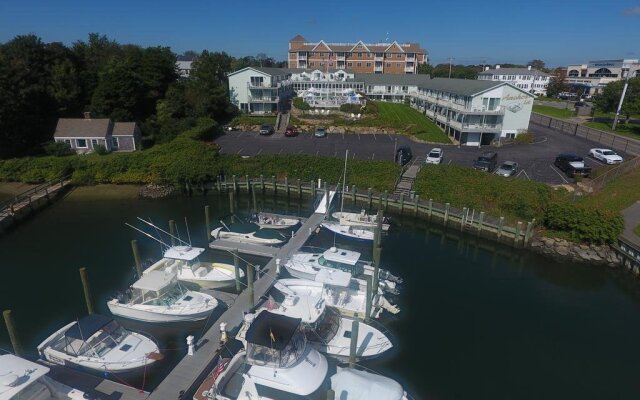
xmin=612 ymin=70 xmax=631 ymax=131
xmin=448 ymin=57 xmax=455 ymax=79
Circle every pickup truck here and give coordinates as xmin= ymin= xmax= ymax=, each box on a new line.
xmin=554 ymin=153 xmax=592 ymax=177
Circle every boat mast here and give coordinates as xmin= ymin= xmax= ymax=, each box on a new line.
xmin=341 ymin=149 xmax=348 ymax=213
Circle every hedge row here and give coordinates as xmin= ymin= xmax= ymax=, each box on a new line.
xmin=543 ymin=202 xmax=623 ymax=244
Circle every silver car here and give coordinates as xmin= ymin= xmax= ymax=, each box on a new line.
xmin=495 ymin=161 xmax=519 ymax=177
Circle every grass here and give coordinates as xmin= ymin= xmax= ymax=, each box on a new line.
xmin=532 ymin=105 xmax=575 ymax=119
xmin=534 ymin=97 xmax=571 ymax=103
xmin=579 ymin=166 xmax=640 ymax=213
xmin=635 ymin=224 xmax=640 ymax=237
xmin=231 ymin=115 xmax=277 ymax=125
xmin=583 ymin=120 xmax=640 ymax=140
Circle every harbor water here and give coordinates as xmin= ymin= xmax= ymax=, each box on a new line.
xmin=1 ymin=185 xmax=640 ymax=399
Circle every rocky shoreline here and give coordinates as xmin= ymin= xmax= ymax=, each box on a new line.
xmin=139 ymin=184 xmax=175 ymax=199
xmin=530 ymin=236 xmax=621 ymax=267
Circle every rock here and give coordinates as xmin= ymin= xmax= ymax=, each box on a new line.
xmin=556 ymin=246 xmax=569 ymax=256
xmin=139 ymin=184 xmax=175 ymax=199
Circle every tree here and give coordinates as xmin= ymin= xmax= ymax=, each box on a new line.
xmin=90 ymin=59 xmax=146 ymax=121
xmin=191 ymin=51 xmax=233 ymax=89
xmin=432 ymin=64 xmax=478 ymax=79
xmin=546 ymin=76 xmax=568 ymax=98
xmin=594 ymin=77 xmax=640 ymax=122
xmin=527 ymin=59 xmax=546 ymax=71
xmin=417 ymin=63 xmax=433 ymax=75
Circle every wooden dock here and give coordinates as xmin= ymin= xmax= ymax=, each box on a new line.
xmin=147 ymin=210 xmax=327 ymax=399
xmin=209 ymin=239 xmax=280 ymax=257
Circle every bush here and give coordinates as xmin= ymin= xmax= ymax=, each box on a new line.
xmin=293 ymin=97 xmax=311 ymax=111
xmin=514 ymin=132 xmax=534 ymax=144
xmin=42 ymin=141 xmax=73 ymax=157
xmin=339 ymin=104 xmax=362 ymax=114
xmin=93 ymin=144 xmax=109 ymax=155
xmin=543 ymin=202 xmax=623 ymax=244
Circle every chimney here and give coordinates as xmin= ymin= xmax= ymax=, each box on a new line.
xmin=484 ymin=66 xmax=489 ymax=71
xmin=527 ymin=65 xmax=532 ymax=71
xmin=83 ymin=112 xmax=91 ymax=120
xmin=495 ymin=65 xmax=500 ymax=69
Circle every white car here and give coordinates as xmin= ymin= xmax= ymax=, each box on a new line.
xmin=425 ymin=148 xmax=443 ymax=164
xmin=589 ymin=148 xmax=623 ymax=164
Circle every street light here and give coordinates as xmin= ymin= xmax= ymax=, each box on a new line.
xmin=393 ymin=138 xmax=398 ymax=162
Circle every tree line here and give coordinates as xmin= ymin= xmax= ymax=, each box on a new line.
xmin=0 ymin=33 xmax=284 ymax=159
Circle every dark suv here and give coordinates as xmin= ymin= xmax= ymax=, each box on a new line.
xmin=554 ymin=153 xmax=592 ymax=177
xmin=259 ymin=124 xmax=274 ymax=135
xmin=395 ymin=146 xmax=413 ymax=166
xmin=472 ymin=151 xmax=498 ymax=172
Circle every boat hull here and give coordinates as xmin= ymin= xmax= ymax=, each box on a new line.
xmin=107 ymin=301 xmax=215 ymax=323
xmin=321 ymin=222 xmax=374 ymax=242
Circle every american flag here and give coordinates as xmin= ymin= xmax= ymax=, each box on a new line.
xmin=328 ymin=53 xmax=333 ymax=66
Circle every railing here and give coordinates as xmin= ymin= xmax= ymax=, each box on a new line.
xmin=588 ymin=156 xmax=640 ymax=191
xmin=213 ymin=175 xmax=535 ymax=248
xmin=0 ymin=175 xmax=72 ymax=220
xmin=530 ymin=113 xmax=640 ymax=156
xmin=374 ymin=56 xmax=384 ymax=62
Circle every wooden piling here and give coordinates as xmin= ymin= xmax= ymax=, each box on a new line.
xmin=326 ymin=389 xmax=336 ymax=400
xmin=245 ymin=175 xmax=250 ymax=192
xmin=364 ymin=275 xmax=372 ymax=323
xmin=384 ymin=190 xmax=389 ymax=211
xmin=229 ymin=191 xmax=235 ymax=217
xmin=524 ymin=218 xmax=535 ymax=246
xmin=428 ymin=198 xmax=433 ymax=219
xmin=367 ymin=188 xmax=372 ymax=209
xmin=312 ymin=181 xmax=317 ymax=198
xmin=233 ymin=250 xmax=241 ymax=293
xmin=352 ymin=185 xmax=357 ymax=206
xmin=514 ymin=222 xmax=522 ymax=246
xmin=251 ymin=184 xmax=258 ymax=213
xmin=478 ymin=212 xmax=485 ymax=235
xmin=399 ymin=193 xmax=404 ymax=215
xmin=497 ymin=216 xmax=505 ymax=238
xmin=247 ymin=264 xmax=254 ymax=307
xmin=414 ymin=194 xmax=420 ymax=216
xmin=461 ymin=207 xmax=467 ymax=231
xmin=444 ymin=203 xmax=450 ymax=225
xmin=131 ymin=240 xmax=142 ymax=278
xmin=3 ymin=310 xmax=23 ymax=356
xmin=272 ymin=176 xmax=277 ymax=195
xmin=324 ymin=182 xmax=329 ymax=210
xmin=285 ymin=177 xmax=289 ymax=197
xmin=169 ymin=220 xmax=177 ymax=246
xmin=349 ymin=319 xmax=359 ymax=367
xmin=79 ymin=267 xmax=94 ymax=315
xmin=297 ymin=179 xmax=302 ymax=199
xmin=260 ymin=174 xmax=265 ymax=192
xmin=205 ymin=206 xmax=212 ymax=242
xmin=232 ymin=175 xmax=237 ymax=193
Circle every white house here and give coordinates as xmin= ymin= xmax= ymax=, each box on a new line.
xmin=565 ymin=59 xmax=640 ymax=96
xmin=410 ymin=79 xmax=535 ymax=146
xmin=227 ymin=67 xmax=294 ymax=114
xmin=477 ymin=65 xmax=550 ymax=96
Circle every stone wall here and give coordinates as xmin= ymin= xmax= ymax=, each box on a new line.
xmin=530 ymin=236 xmax=621 ymax=267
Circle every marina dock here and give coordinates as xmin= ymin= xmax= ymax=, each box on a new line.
xmin=148 ymin=199 xmax=329 ymax=399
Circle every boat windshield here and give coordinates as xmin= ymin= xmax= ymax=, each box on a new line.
xmin=141 ymin=284 xmax=186 ymax=307
xmin=305 ymin=307 xmax=339 ymax=343
xmin=84 ymin=321 xmax=128 ymax=357
xmin=246 ymin=333 xmax=305 ymax=368
xmin=317 ymin=256 xmax=354 ymax=274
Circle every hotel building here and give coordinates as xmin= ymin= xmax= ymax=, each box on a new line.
xmin=565 ymin=59 xmax=640 ymax=96
xmin=477 ymin=65 xmax=550 ymax=96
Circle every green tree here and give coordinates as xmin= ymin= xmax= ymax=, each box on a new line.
xmin=417 ymin=63 xmax=433 ymax=75
xmin=191 ymin=51 xmax=233 ymax=88
xmin=90 ymin=59 xmax=146 ymax=121
xmin=546 ymin=76 xmax=568 ymax=98
xmin=72 ymin=33 xmax=122 ymax=107
xmin=594 ymin=77 xmax=640 ymax=122
xmin=432 ymin=64 xmax=478 ymax=79
xmin=527 ymin=59 xmax=546 ymax=71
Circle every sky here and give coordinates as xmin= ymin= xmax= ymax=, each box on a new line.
xmin=0 ymin=0 xmax=639 ymax=67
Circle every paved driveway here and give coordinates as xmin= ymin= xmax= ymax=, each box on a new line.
xmin=215 ymin=122 xmax=627 ymax=185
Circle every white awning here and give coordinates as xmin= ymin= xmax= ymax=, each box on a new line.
xmin=163 ymin=246 xmax=204 ymax=261
xmin=314 ymin=269 xmax=351 ymax=287
xmin=132 ymin=271 xmax=176 ymax=291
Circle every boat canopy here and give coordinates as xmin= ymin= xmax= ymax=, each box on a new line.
xmin=323 ymin=247 xmax=361 ymax=265
xmin=331 ymin=368 xmax=405 ymax=400
xmin=163 ymin=245 xmax=205 ymax=261
xmin=315 ymin=269 xmax=351 ymax=287
xmin=245 ymin=311 xmax=301 ymax=351
xmin=227 ymin=223 xmax=260 ymax=234
xmin=65 ymin=314 xmax=114 ymax=340
xmin=132 ymin=271 xmax=176 ymax=292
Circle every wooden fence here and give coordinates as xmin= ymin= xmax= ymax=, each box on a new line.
xmin=215 ymin=174 xmax=535 ymax=248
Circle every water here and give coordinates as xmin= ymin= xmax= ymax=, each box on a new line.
xmin=1 ymin=187 xmax=640 ymax=399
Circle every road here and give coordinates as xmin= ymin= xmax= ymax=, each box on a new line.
xmin=215 ymin=122 xmax=627 ymax=185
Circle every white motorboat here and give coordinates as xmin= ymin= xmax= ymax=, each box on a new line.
xmin=321 ymin=221 xmax=375 ymax=241
xmin=250 ymin=212 xmax=300 ymax=230
xmin=274 ymin=276 xmax=400 ymax=320
xmin=107 ymin=271 xmax=218 ymax=322
xmin=215 ymin=311 xmax=328 ymax=398
xmin=285 ymin=246 xmax=402 ymax=295
xmin=211 ymin=223 xmax=287 ymax=246
xmin=264 ymin=293 xmax=393 ymax=359
xmin=0 ymin=353 xmax=89 ymax=400
xmin=331 ymin=366 xmax=409 ymax=400
xmin=332 ymin=210 xmax=390 ymax=231
xmin=144 ymin=245 xmax=243 ymax=289
xmin=37 ymin=315 xmax=161 ymax=373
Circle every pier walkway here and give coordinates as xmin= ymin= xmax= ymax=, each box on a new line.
xmin=148 ymin=199 xmax=329 ymax=399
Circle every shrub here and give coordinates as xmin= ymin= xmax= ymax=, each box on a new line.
xmin=93 ymin=144 xmax=109 ymax=155
xmin=514 ymin=132 xmax=534 ymax=144
xmin=543 ymin=202 xmax=623 ymax=244
xmin=42 ymin=141 xmax=73 ymax=157
xmin=339 ymin=104 xmax=362 ymax=114
xmin=293 ymin=97 xmax=311 ymax=111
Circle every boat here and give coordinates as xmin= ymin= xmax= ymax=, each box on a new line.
xmin=211 ymin=222 xmax=287 ymax=246
xmin=249 ymin=212 xmax=301 ymax=230
xmin=332 ymin=210 xmax=391 ymax=231
xmin=107 ymin=270 xmax=219 ymax=322
xmin=274 ymin=276 xmax=400 ymax=320
xmin=144 ymin=245 xmax=244 ymax=289
xmin=331 ymin=365 xmax=409 ymax=400
xmin=321 ymin=221 xmax=375 ymax=241
xmin=284 ymin=246 xmax=402 ymax=295
xmin=263 ymin=293 xmax=393 ymax=359
xmin=0 ymin=353 xmax=91 ymax=399
xmin=197 ymin=311 xmax=328 ymax=399
xmin=37 ymin=314 xmax=161 ymax=373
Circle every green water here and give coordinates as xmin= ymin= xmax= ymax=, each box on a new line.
xmin=1 ymin=188 xmax=640 ymax=399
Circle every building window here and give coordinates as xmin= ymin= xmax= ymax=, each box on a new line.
xmin=112 ymin=137 xmax=119 ymax=149
xmin=320 ymin=62 xmax=324 ymax=66
xmin=76 ymin=139 xmax=87 ymax=148
xmin=396 ymin=63 xmax=401 ymax=67
xmin=250 ymin=76 xmax=264 ymax=87
xmin=366 ymin=62 xmax=371 ymax=67
xmin=310 ymin=62 xmax=315 ymax=66
xmin=64 ymin=139 xmax=71 ymax=146
xmin=348 ymin=62 xmax=353 ymax=67
xmin=357 ymin=62 xmax=362 ymax=67
xmin=358 ymin=52 xmax=362 ymax=57
xmin=91 ymin=139 xmax=98 ymax=147
xmin=396 ymin=54 xmax=401 ymax=58
xmin=402 ymin=86 xmax=408 ymax=92
xmin=386 ymin=63 xmax=391 ymax=67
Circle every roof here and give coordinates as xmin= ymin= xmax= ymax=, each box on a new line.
xmin=0 ymin=354 xmax=50 ymax=400
xmin=315 ymin=269 xmax=351 ymax=287
xmin=355 ymin=73 xmax=433 ymax=86
xmin=65 ymin=314 xmax=114 ymax=340
xmin=417 ymin=78 xmax=508 ymax=97
xmin=290 ymin=34 xmax=306 ymax=42
xmin=112 ymin=122 xmax=138 ymax=136
xmin=177 ymin=55 xmax=196 ymax=62
xmin=132 ymin=270 xmax=176 ymax=291
xmin=228 ymin=66 xmax=291 ymax=77
xmin=245 ymin=311 xmax=301 ymax=350
xmin=479 ymin=67 xmax=549 ymax=77
xmin=54 ymin=118 xmax=111 ymax=138
xmin=330 ymin=368 xmax=405 ymax=400
xmin=322 ymin=247 xmax=361 ymax=266
xmin=291 ymin=40 xmax=425 ymax=54
xmin=163 ymin=246 xmax=205 ymax=261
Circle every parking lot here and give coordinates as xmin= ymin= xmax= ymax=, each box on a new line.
xmin=214 ymin=122 xmax=627 ymax=185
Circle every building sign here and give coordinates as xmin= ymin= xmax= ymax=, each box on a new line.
xmin=502 ymin=93 xmax=532 ymax=103
xmin=588 ymin=60 xmax=623 ymax=69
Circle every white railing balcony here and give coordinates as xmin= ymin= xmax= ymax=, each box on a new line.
xmin=337 ymin=55 xmax=346 ymax=61
xmin=374 ymin=56 xmax=384 ymax=62
xmin=461 ymin=122 xmax=502 ymax=132
xmin=248 ymin=95 xmax=279 ymax=103
xmin=374 ymin=66 xmax=383 ymax=72
xmin=298 ymin=55 xmax=307 ymax=60
xmin=406 ymin=56 xmax=416 ymax=62
xmin=405 ymin=66 xmax=415 ymax=72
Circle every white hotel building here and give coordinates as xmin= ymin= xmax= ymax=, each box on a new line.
xmin=477 ymin=65 xmax=550 ymax=96
xmin=565 ymin=59 xmax=640 ymax=96
xmin=227 ymin=67 xmax=534 ymax=146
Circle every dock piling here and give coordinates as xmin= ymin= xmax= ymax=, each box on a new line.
xmin=364 ymin=275 xmax=372 ymax=323
xmin=414 ymin=194 xmax=420 ymax=216
xmin=251 ymin=184 xmax=258 ymax=213
xmin=205 ymin=206 xmax=211 ymax=241
xmin=247 ymin=263 xmax=255 ymax=307
xmin=367 ymin=188 xmax=372 ymax=209
xmin=169 ymin=220 xmax=177 ymax=246
xmin=272 ymin=176 xmax=277 ymax=195
xmin=497 ymin=216 xmax=505 ymax=238
xmin=326 ymin=389 xmax=335 ymax=400
xmin=515 ymin=222 xmax=523 ymax=246
xmin=352 ymin=185 xmax=357 ymax=206
xmin=229 ymin=191 xmax=235 ymax=221
xmin=478 ymin=212 xmax=485 ymax=235
xmin=233 ymin=250 xmax=241 ymax=293
xmin=349 ymin=319 xmax=360 ymax=367
xmin=131 ymin=240 xmax=142 ymax=278
xmin=3 ymin=310 xmax=23 ymax=356
xmin=245 ymin=175 xmax=250 ymax=192
xmin=232 ymin=175 xmax=237 ymax=193
xmin=444 ymin=203 xmax=450 ymax=225
xmin=79 ymin=267 xmax=94 ymax=315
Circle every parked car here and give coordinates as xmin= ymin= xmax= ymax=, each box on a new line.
xmin=314 ymin=127 xmax=327 ymax=138
xmin=285 ymin=126 xmax=299 ymax=137
xmin=395 ymin=145 xmax=413 ymax=166
xmin=589 ymin=148 xmax=623 ymax=164
xmin=495 ymin=161 xmax=519 ymax=177
xmin=259 ymin=124 xmax=274 ymax=135
xmin=472 ymin=151 xmax=498 ymax=172
xmin=554 ymin=153 xmax=592 ymax=177
xmin=425 ymin=148 xmax=444 ymax=165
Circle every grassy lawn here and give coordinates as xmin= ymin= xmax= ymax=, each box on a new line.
xmin=231 ymin=115 xmax=277 ymax=125
xmin=579 ymin=166 xmax=640 ymax=213
xmin=534 ymin=97 xmax=572 ymax=103
xmin=635 ymin=224 xmax=640 ymax=237
xmin=583 ymin=120 xmax=640 ymax=140
xmin=532 ymin=105 xmax=575 ymax=119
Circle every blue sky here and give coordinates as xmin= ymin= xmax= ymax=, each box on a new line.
xmin=1 ymin=0 xmax=638 ymax=67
